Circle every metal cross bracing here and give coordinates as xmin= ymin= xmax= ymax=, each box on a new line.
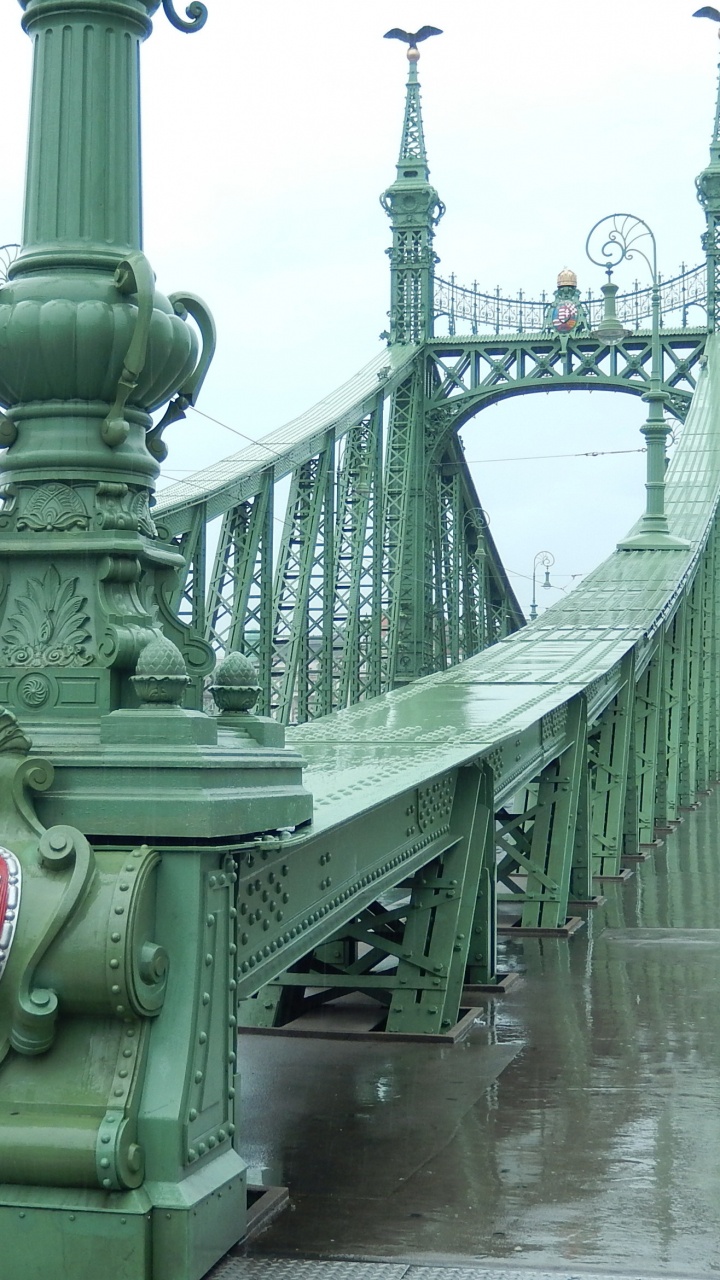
xmin=426 ymin=329 xmax=705 ymax=426
xmin=155 ymin=355 xmax=524 ymax=724
xmin=237 ymin=335 xmax=720 ymax=1034
xmin=155 ymin=313 xmax=704 ymax=727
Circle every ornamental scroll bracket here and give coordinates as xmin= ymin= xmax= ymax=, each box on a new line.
xmin=146 ymin=292 xmax=216 ymax=462
xmin=102 ymin=252 xmax=156 ymax=449
xmin=161 ymin=0 xmax=208 ymax=33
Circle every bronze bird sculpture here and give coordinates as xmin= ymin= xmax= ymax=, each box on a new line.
xmin=384 ymin=26 xmax=443 ymax=50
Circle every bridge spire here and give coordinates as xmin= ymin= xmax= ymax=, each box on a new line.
xmin=696 ymin=30 xmax=720 ymax=330
xmin=380 ymin=42 xmax=445 ymax=344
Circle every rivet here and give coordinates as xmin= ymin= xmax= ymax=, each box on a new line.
xmin=207 ymin=915 xmax=215 ymax=927
xmin=199 ymin=1032 xmax=207 ymax=1044
xmin=119 ymin=883 xmax=129 ymax=892
xmin=103 ymin=1179 xmax=112 ymax=1189
xmin=115 ymin=1005 xmax=125 ymax=1015
xmin=111 ymin=932 xmax=121 ymax=943
xmin=111 ymin=984 xmax=120 ymax=995
xmin=114 ymin=907 xmax=125 ymax=916
xmin=202 ymin=992 xmax=210 ymax=1005
xmin=189 ymin=1108 xmax=198 ymax=1121
xmin=110 ymin=959 xmax=120 ymax=969
xmin=195 ymin=1071 xmax=203 ymax=1083
xmin=100 ymin=1158 xmax=110 ymax=1169
xmin=205 ymin=954 xmax=213 ymax=966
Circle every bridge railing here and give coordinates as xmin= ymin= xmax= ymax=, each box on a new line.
xmin=434 ymin=262 xmax=708 ymax=335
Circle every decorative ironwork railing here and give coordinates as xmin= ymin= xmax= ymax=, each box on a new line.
xmin=434 ymin=262 xmax=708 ymax=335
xmin=0 ymin=244 xmax=20 ymax=282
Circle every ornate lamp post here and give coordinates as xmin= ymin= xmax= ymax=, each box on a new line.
xmin=0 ymin=4 xmax=310 ymax=1279
xmin=585 ymin=214 xmax=689 ymax=551
xmin=530 ymin=550 xmax=554 ymax=620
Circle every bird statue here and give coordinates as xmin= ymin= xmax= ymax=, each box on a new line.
xmin=384 ymin=26 xmax=443 ymax=51
xmin=694 ymin=6 xmax=720 ymax=21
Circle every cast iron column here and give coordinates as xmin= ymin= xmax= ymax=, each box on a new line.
xmin=0 ymin=5 xmax=311 ymax=1279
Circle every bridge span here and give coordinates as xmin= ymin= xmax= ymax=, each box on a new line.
xmin=2 ymin=6 xmax=720 ymax=1280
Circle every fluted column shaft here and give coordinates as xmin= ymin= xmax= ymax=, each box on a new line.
xmin=16 ymin=0 xmax=157 ymax=272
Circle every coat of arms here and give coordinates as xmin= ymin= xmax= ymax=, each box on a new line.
xmin=0 ymin=850 xmax=21 ymax=982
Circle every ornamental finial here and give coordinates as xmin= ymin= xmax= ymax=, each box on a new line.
xmin=161 ymin=0 xmax=208 ymax=33
xmin=383 ymin=26 xmax=443 ymax=60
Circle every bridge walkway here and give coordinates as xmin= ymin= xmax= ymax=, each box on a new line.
xmin=229 ymin=788 xmax=720 ymax=1276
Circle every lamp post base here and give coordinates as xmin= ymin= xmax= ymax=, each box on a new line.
xmin=617 ymin=530 xmax=690 ymax=551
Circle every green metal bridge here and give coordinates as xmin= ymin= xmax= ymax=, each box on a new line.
xmin=2 ymin=5 xmax=720 ymax=1280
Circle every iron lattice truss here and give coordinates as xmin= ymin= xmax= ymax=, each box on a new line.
xmin=427 ymin=329 xmax=707 ymax=425
xmin=156 ymin=317 xmax=708 ymax=726
xmin=239 ymin=343 xmax=720 ymax=1032
xmin=157 ymin=353 xmax=523 ymax=724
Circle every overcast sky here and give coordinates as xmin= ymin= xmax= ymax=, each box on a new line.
xmin=0 ymin=1 xmax=716 ymax=615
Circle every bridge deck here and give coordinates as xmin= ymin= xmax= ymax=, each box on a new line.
xmin=231 ymin=789 xmax=720 ymax=1275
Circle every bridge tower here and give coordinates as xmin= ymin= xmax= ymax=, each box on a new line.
xmin=380 ymin=46 xmax=445 ymax=344
xmin=697 ymin=39 xmax=720 ymax=330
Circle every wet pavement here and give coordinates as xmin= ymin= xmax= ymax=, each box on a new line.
xmin=233 ymin=788 xmax=720 ymax=1276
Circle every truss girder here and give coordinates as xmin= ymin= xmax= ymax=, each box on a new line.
xmin=426 ymin=330 xmax=706 ymax=425
xmin=156 ymin=319 xmax=712 ymax=730
xmin=229 ymin=340 xmax=720 ymax=1032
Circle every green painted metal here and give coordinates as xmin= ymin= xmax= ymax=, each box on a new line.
xmin=380 ymin=48 xmax=445 ymax=345
xmin=5 ymin=13 xmax=720 ymax=1276
xmin=0 ymin=3 xmax=312 ymax=1278
xmin=697 ymin=40 xmax=720 ymax=331
xmin=236 ymin=334 xmax=720 ymax=1034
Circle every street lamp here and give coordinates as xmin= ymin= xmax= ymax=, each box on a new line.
xmin=586 ymin=214 xmax=689 ymax=551
xmin=530 ymin=550 xmax=555 ymax=620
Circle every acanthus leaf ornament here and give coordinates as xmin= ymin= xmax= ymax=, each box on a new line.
xmin=161 ymin=0 xmax=208 ymax=33
xmin=2 ymin=566 xmax=92 ymax=668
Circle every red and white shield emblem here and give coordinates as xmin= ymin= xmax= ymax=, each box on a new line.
xmin=0 ymin=850 xmax=21 ymax=981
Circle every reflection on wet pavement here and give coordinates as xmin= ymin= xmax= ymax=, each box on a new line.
xmin=239 ymin=788 xmax=720 ymax=1274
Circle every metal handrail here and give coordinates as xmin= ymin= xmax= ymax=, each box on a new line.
xmin=434 ymin=262 xmax=707 ymax=334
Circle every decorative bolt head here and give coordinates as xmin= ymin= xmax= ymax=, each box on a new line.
xmin=210 ymin=650 xmax=261 ymax=714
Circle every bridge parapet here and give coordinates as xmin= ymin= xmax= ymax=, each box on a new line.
xmin=434 ymin=262 xmax=708 ymax=336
